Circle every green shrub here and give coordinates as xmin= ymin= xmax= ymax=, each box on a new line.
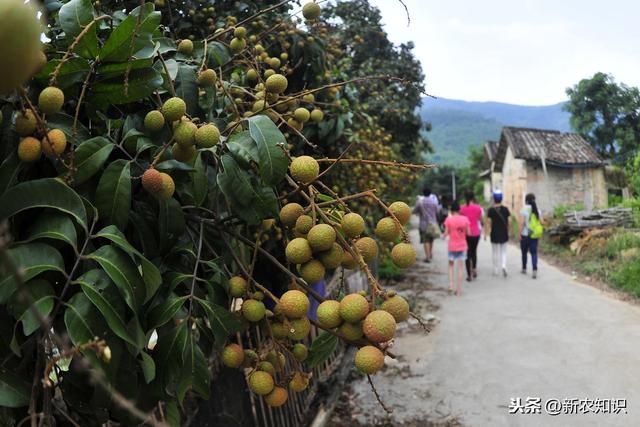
xmin=553 ymin=203 xmax=585 ymax=219
xmin=622 ymin=198 xmax=640 ymax=227
xmin=610 ymin=257 xmax=640 ymax=296
xmin=604 ymin=232 xmax=640 ymax=258
xmin=378 ymin=256 xmax=404 ymax=280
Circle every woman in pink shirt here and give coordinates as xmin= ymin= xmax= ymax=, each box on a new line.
xmin=460 ymin=191 xmax=483 ymax=282
xmin=443 ymin=201 xmax=471 ymax=296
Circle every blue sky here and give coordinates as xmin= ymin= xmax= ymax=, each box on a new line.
xmin=368 ymin=0 xmax=640 ymax=106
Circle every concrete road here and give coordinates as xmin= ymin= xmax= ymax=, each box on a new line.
xmin=349 ymin=217 xmax=640 ymax=426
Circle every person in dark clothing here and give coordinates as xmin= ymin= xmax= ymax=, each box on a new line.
xmin=484 ymin=190 xmax=511 ymax=277
xmin=460 ymin=191 xmax=483 ymax=281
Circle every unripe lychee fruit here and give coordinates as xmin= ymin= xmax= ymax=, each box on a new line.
xmin=17 ymin=137 xmax=41 ymax=162
xmin=230 ymin=37 xmax=246 ymax=53
xmin=341 ymin=250 xmax=359 ymax=270
xmin=302 ymin=94 xmax=315 ymax=103
xmin=279 ymin=203 xmax=304 ymax=227
xmin=15 ymin=109 xmax=37 ymax=136
xmin=294 ymin=107 xmax=310 ymax=123
xmin=341 ymin=213 xmax=365 ymax=238
xmin=292 ymin=343 xmax=308 ymax=362
xmin=391 ymin=242 xmax=416 ymax=268
xmin=265 ymin=73 xmax=288 ymax=94
xmin=241 ymin=349 xmax=258 ymax=368
xmin=288 ymin=317 xmax=311 ymax=340
xmin=279 ymin=290 xmax=310 ymax=319
xmin=294 ymin=215 xmax=314 ymax=235
xmin=268 ymin=57 xmax=281 ymax=70
xmin=247 ymin=69 xmax=258 ymax=81
xmin=287 ymin=118 xmax=303 ymax=132
xmin=263 ymin=69 xmax=275 ymax=79
xmin=233 ymin=26 xmax=247 ymax=38
xmin=142 ymin=169 xmax=163 ymax=194
xmin=375 ymin=217 xmax=401 ymax=242
xmin=144 ymin=110 xmax=165 ymax=133
xmin=161 ymin=97 xmax=187 ymax=122
xmin=177 ymin=39 xmax=194 ymax=55
xmin=302 ymin=2 xmax=321 ymax=20
xmin=258 ymin=361 xmax=276 ymax=374
xmin=172 ymin=143 xmax=196 ymax=163
xmin=265 ymin=386 xmax=288 ymax=407
xmin=354 ymin=346 xmax=385 ymax=374
xmin=355 ymin=237 xmax=378 ymax=263
xmin=299 ymin=259 xmax=325 ymax=284
xmin=41 ymin=129 xmax=67 ymax=156
xmin=318 ymin=243 xmax=344 ymax=269
xmin=271 ymin=322 xmax=289 ymax=339
xmin=221 ymin=343 xmax=244 ymax=368
xmin=38 ymin=87 xmax=64 ymax=115
xmin=338 ymin=321 xmax=363 ymax=341
xmin=198 ymin=68 xmax=217 ymax=87
xmin=285 ymin=237 xmax=312 ymax=265
xmin=242 ymin=299 xmax=266 ymax=322
xmin=310 ymin=109 xmax=324 ymax=122
xmin=316 ymin=300 xmax=341 ymax=328
xmin=248 ymin=371 xmax=274 ymax=395
xmin=195 ymin=123 xmax=220 ymax=147
xmin=388 ymin=201 xmax=412 ymax=225
xmin=252 ymin=291 xmax=264 ymax=301
xmin=174 ymin=121 xmax=197 ymax=146
xmin=381 ymin=295 xmax=410 ymax=322
xmin=339 ymin=293 xmax=369 ymax=323
xmin=266 ymin=350 xmax=286 ymax=371
xmin=156 ymin=173 xmax=175 ymax=200
xmin=229 ymin=276 xmax=247 ymax=298
xmin=0 ymin=0 xmax=44 ymax=95
xmin=252 ymin=99 xmax=268 ymax=112
xmin=307 ymin=224 xmax=336 ymax=252
xmin=362 ymin=310 xmax=397 ymax=343
xmin=289 ymin=372 xmax=309 ymax=392
xmin=290 ymin=156 xmax=319 ymax=184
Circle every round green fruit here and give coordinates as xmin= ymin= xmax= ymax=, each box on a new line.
xmin=318 ymin=243 xmax=344 ymax=269
xmin=338 ymin=321 xmax=363 ymax=341
xmin=290 ymin=155 xmax=319 ymax=184
xmin=15 ymin=109 xmax=37 ymax=136
xmin=354 ymin=346 xmax=385 ymax=374
xmin=38 ymin=86 xmax=64 ymax=115
xmin=339 ymin=293 xmax=369 ymax=323
xmin=310 ymin=108 xmax=324 ymax=122
xmin=302 ymin=2 xmax=321 ymax=20
xmin=381 ymin=295 xmax=410 ymax=322
xmin=375 ymin=217 xmax=401 ymax=242
xmin=144 ymin=110 xmax=165 ymax=133
xmin=299 ymin=259 xmax=325 ymax=284
xmin=162 ymin=97 xmax=187 ymax=122
xmin=173 ymin=121 xmax=197 ymax=146
xmin=292 ymin=344 xmax=308 ymax=362
xmin=221 ymin=343 xmax=244 ymax=368
xmin=172 ymin=143 xmax=196 ymax=163
xmin=229 ymin=276 xmax=247 ymax=298
xmin=316 ymin=300 xmax=341 ymax=328
xmin=17 ymin=137 xmax=41 ymax=162
xmin=388 ymin=201 xmax=412 ymax=225
xmin=285 ymin=238 xmax=312 ymax=265
xmin=195 ymin=123 xmax=220 ymax=147
xmin=287 ymin=317 xmax=311 ymax=340
xmin=289 ymin=372 xmax=309 ymax=392
xmin=248 ymin=371 xmax=274 ymax=395
xmin=279 ymin=290 xmax=310 ymax=319
xmin=362 ymin=310 xmax=397 ymax=343
xmin=242 ymin=299 xmax=266 ymax=322
xmin=279 ymin=203 xmax=304 ymax=227
xmin=355 ymin=237 xmax=378 ymax=263
xmin=294 ymin=215 xmax=314 ymax=235
xmin=230 ymin=37 xmax=246 ymax=53
xmin=265 ymin=73 xmax=288 ymax=94
xmin=391 ymin=242 xmax=416 ymax=268
xmin=307 ymin=224 xmax=336 ymax=252
xmin=198 ymin=68 xmax=217 ymax=87
xmin=294 ymin=107 xmax=310 ymax=123
xmin=341 ymin=213 xmax=365 ymax=238
xmin=177 ymin=39 xmax=194 ymax=55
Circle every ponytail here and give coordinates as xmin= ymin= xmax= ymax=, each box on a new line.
xmin=525 ymin=193 xmax=539 ymax=219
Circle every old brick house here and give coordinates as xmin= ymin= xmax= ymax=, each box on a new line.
xmin=479 ymin=140 xmax=499 ymax=203
xmin=490 ymin=126 xmax=607 ymax=215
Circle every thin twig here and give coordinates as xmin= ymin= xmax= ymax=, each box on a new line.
xmin=367 ymin=374 xmax=393 ymax=414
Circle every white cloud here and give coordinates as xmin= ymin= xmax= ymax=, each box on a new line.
xmin=368 ymin=0 xmax=640 ymax=105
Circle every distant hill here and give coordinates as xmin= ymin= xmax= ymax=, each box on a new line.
xmin=419 ymin=97 xmax=572 ymax=165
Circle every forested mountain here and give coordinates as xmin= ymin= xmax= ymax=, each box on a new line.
xmin=420 ymin=97 xmax=571 ymax=165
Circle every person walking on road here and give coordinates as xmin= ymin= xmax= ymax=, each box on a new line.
xmin=442 ymin=201 xmax=470 ymax=296
xmin=519 ymin=193 xmax=542 ymax=279
xmin=484 ymin=190 xmax=511 ymax=277
xmin=413 ymin=187 xmax=441 ymax=263
xmin=460 ymin=191 xmax=483 ymax=282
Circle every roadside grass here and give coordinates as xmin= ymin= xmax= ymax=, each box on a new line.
xmin=610 ymin=258 xmax=640 ymax=297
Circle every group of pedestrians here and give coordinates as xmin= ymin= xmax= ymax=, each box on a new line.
xmin=413 ymin=188 xmax=542 ymax=296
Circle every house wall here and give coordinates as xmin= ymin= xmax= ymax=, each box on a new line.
xmin=501 ymin=147 xmax=527 ymax=215
xmin=484 ymin=171 xmax=503 ymax=203
xmin=525 ymin=163 xmax=608 ymax=214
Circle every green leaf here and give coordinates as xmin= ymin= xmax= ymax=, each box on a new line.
xmin=0 ymin=368 xmax=30 ymax=408
xmin=93 ymin=225 xmax=161 ymax=302
xmin=58 ymin=0 xmax=98 ymax=59
xmin=195 ymin=298 xmax=241 ymax=347
xmin=191 ymin=153 xmax=207 ymax=207
xmin=34 ymin=57 xmax=91 ymax=89
xmin=24 ymin=212 xmax=78 ymax=250
xmin=95 ymin=159 xmax=131 ymax=230
xmin=73 ymin=137 xmax=114 ymax=185
xmin=158 ymin=198 xmax=186 ymax=253
xmin=156 ymin=159 xmax=195 ymax=172
xmin=207 ymin=42 xmax=231 ymax=68
xmin=90 ymin=68 xmax=164 ymax=107
xmin=0 ymin=178 xmax=87 ymax=230
xmin=46 ymin=113 xmax=91 ymax=146
xmin=147 ymin=295 xmax=188 ymax=331
xmin=97 ymin=57 xmax=154 ymax=78
xmin=0 ymin=243 xmax=65 ymax=304
xmin=177 ymin=331 xmax=210 ymax=402
xmin=75 ymin=269 xmax=139 ymax=347
xmin=86 ymin=245 xmax=145 ymax=311
xmin=139 ymin=351 xmax=156 ymax=384
xmin=64 ymin=293 xmax=108 ymax=346
xmin=164 ymin=400 xmax=180 ymax=427
xmin=175 ymin=65 xmax=199 ymax=117
xmin=155 ymin=323 xmax=188 ymax=392
xmin=247 ymin=115 xmax=288 ymax=185
xmin=7 ymin=279 xmax=54 ymax=336
xmin=306 ymin=331 xmax=339 ymax=368
xmin=227 ymin=130 xmax=258 ymax=167
xmin=0 ymin=152 xmax=21 ymax=195
xmin=99 ymin=3 xmax=161 ymax=63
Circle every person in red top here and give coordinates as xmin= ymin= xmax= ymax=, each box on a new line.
xmin=442 ymin=201 xmax=470 ymax=296
xmin=460 ymin=191 xmax=483 ymax=282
